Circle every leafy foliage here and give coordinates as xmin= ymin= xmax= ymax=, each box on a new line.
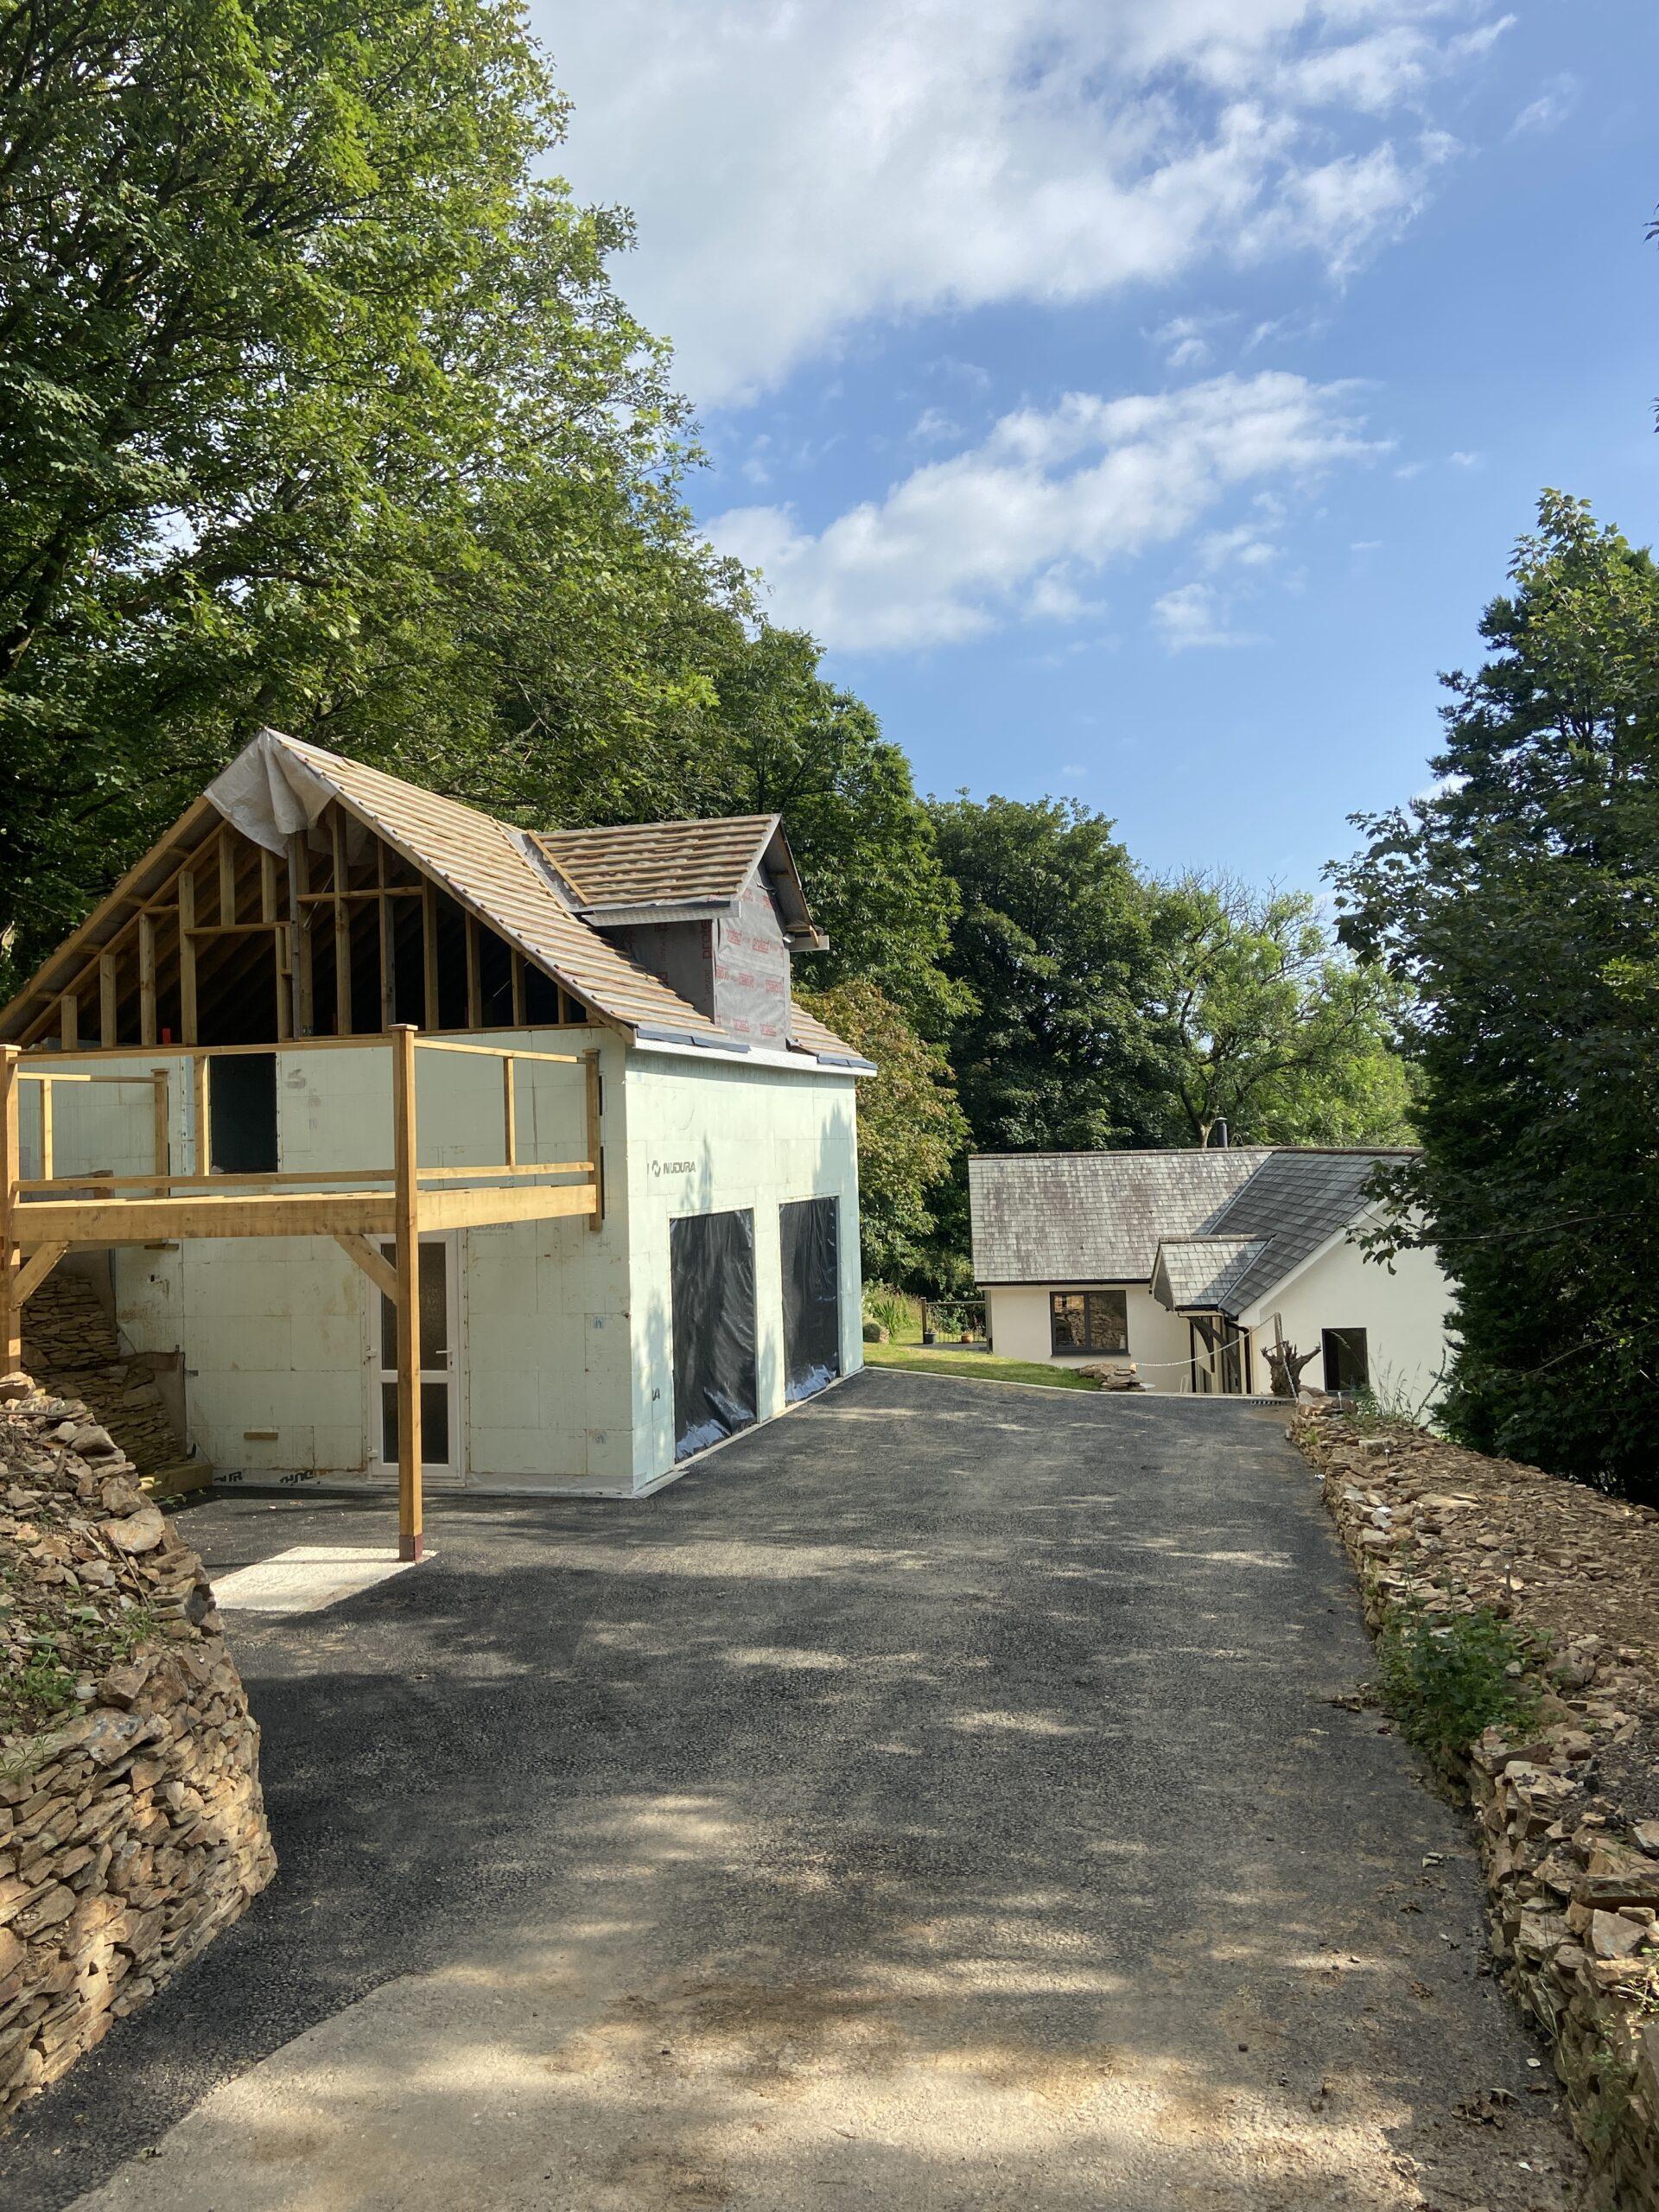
xmin=797 ymin=979 xmax=968 ymax=1279
xmin=1336 ymin=493 xmax=1659 ymax=1494
xmin=1376 ymin=1602 xmax=1540 ymax=1759
xmin=928 ymin=796 xmax=1167 ymax=1155
xmin=1145 ymin=874 xmax=1413 ymax=1147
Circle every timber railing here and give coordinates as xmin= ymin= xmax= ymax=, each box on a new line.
xmin=0 ymin=1027 xmax=604 ymax=1559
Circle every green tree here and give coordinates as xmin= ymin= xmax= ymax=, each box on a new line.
xmin=0 ymin=0 xmax=728 ymax=992
xmin=927 ymin=795 xmax=1166 ymax=1155
xmin=691 ymin=626 xmax=958 ymax=1016
xmin=1146 ymin=874 xmax=1413 ymax=1147
xmin=1335 ymin=491 xmax=1659 ymax=1492
xmin=797 ymin=979 xmax=967 ymax=1281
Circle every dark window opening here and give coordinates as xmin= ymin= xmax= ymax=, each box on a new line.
xmin=1322 ymin=1327 xmax=1370 ymax=1395
xmin=478 ymin=928 xmax=513 ymax=1026
xmin=209 ymin=1052 xmax=278 ymax=1173
xmin=524 ymin=964 xmax=563 ymax=1025
xmin=671 ymin=1210 xmax=758 ymax=1459
xmin=780 ymin=1197 xmax=840 ymax=1402
xmin=1050 ymin=1289 xmax=1128 ymax=1356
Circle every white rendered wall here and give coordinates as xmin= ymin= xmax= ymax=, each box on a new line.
xmin=623 ymin=1051 xmax=862 ymax=1489
xmin=985 ymin=1283 xmax=1193 ymax=1385
xmin=22 ymin=1033 xmax=861 ymax=1496
xmin=1245 ymin=1231 xmax=1454 ymax=1415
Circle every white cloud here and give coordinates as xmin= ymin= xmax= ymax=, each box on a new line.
xmin=912 ymin=406 xmax=963 ymax=445
xmin=1448 ymin=448 xmax=1483 ymax=468
xmin=1154 ymin=582 xmax=1260 ymax=651
xmin=538 ymin=1 xmax=1509 ymax=403
xmin=1510 ymin=73 xmax=1579 ymax=137
xmin=707 ymin=370 xmax=1380 ymax=652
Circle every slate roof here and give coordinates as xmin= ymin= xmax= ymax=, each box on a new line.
xmin=970 ymin=1144 xmax=1413 ymax=1310
xmin=1201 ymin=1148 xmax=1406 ymax=1316
xmin=969 ymin=1149 xmax=1270 ymax=1284
xmin=1151 ymin=1235 xmax=1269 ymax=1313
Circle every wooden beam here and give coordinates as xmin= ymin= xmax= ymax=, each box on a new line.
xmin=151 ymin=1068 xmax=169 ymax=1176
xmin=100 ymin=954 xmax=118 ymax=1049
xmin=333 ymin=1230 xmax=400 ymax=1306
xmin=422 ymin=883 xmax=440 ymax=1032
xmin=38 ymin=1075 xmax=54 ymax=1183
xmin=2 ymin=1045 xmax=21 ymax=1370
xmin=137 ymin=915 xmax=157 ymax=1046
xmin=16 ymin=1190 xmax=397 ymax=1246
xmin=584 ymin=1049 xmax=603 ymax=1234
xmin=412 ymin=1038 xmax=581 ymax=1065
xmin=501 ymin=1055 xmax=516 ymax=1168
xmin=510 ymin=950 xmax=526 ymax=1027
xmin=464 ymin=912 xmax=481 ymax=1029
xmin=260 ymin=849 xmax=278 ymax=925
xmin=420 ymin=1179 xmax=596 ymax=1233
xmin=13 ymin=1242 xmax=67 ymax=1306
xmin=289 ymin=833 xmax=314 ymax=1037
xmin=20 ymin=1166 xmax=397 ymax=1193
xmin=378 ymin=882 xmax=397 ymax=1032
xmin=218 ymin=830 xmax=237 ymax=925
xmin=391 ymin=1024 xmax=423 ymax=1562
xmin=332 ymin=813 xmax=353 ymax=1034
xmin=193 ymin=1053 xmax=211 ymax=1174
xmin=177 ymin=869 xmax=198 ymax=1044
xmin=60 ymin=990 xmax=79 ymax=1052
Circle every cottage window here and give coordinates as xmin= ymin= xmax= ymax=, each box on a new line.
xmin=1049 ymin=1289 xmax=1128 ymax=1356
xmin=1322 ymin=1327 xmax=1370 ymax=1395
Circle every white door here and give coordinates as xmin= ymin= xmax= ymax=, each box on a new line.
xmin=369 ymin=1233 xmax=461 ymax=1482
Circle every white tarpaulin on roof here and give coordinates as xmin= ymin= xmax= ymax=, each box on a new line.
xmin=205 ymin=728 xmax=336 ymax=855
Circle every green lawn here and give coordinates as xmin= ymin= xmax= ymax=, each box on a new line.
xmin=861 ymin=1342 xmax=1098 ymax=1390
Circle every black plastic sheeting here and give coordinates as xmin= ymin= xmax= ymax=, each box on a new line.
xmin=671 ymin=1210 xmax=759 ymax=1459
xmin=780 ymin=1196 xmax=841 ymax=1403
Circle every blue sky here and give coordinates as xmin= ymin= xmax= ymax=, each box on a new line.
xmin=536 ymin=2 xmax=1659 ymax=895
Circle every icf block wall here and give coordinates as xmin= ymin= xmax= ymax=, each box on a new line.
xmin=623 ymin=1051 xmax=862 ymax=1490
xmin=31 ymin=1036 xmax=624 ymax=1487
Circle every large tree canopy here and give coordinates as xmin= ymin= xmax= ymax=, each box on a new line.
xmin=1145 ymin=874 xmax=1412 ymax=1148
xmin=0 ymin=0 xmax=956 ymax=1008
xmin=1335 ymin=492 xmax=1659 ymax=1493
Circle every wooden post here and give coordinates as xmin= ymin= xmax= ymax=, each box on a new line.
xmin=151 ymin=1069 xmax=169 ymax=1177
xmin=510 ymin=950 xmax=525 ymax=1027
xmin=218 ymin=830 xmax=237 ymax=925
xmin=378 ymin=875 xmax=397 ymax=1033
xmin=137 ymin=915 xmax=156 ymax=1046
xmin=421 ymin=883 xmax=440 ymax=1032
xmin=391 ymin=1025 xmax=423 ymax=1560
xmin=1 ymin=1046 xmax=21 ymax=1372
xmin=38 ymin=1076 xmax=54 ymax=1184
xmin=100 ymin=954 xmax=118 ymax=1048
xmin=288 ymin=833 xmax=314 ymax=1037
xmin=502 ymin=1055 xmax=517 ymax=1167
xmin=60 ymin=990 xmax=79 ymax=1051
xmin=193 ymin=1054 xmax=211 ymax=1174
xmin=583 ymin=1048 xmax=603 ymax=1233
xmin=464 ymin=913 xmax=481 ymax=1029
xmin=332 ymin=815 xmax=353 ymax=1035
xmin=178 ymin=868 xmax=198 ymax=1043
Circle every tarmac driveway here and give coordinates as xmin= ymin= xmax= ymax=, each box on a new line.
xmin=4 ymin=1368 xmax=1586 ymax=2210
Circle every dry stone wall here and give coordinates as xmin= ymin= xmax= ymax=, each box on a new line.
xmin=0 ymin=1367 xmax=273 ymax=2119
xmin=22 ymin=1269 xmax=200 ymax=1495
xmin=1292 ymin=1404 xmax=1659 ymax=2210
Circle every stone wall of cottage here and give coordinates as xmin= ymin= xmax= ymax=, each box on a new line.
xmin=0 ymin=1370 xmax=273 ymax=2119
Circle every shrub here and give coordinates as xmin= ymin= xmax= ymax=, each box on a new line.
xmin=863 ymin=1284 xmax=912 ymax=1340
xmin=1376 ymin=1601 xmax=1541 ymax=1758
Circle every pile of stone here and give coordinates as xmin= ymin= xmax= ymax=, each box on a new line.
xmin=1292 ymin=1404 xmax=1659 ymax=2209
xmin=21 ymin=1270 xmax=203 ymax=1497
xmin=0 ymin=1367 xmax=274 ymax=2119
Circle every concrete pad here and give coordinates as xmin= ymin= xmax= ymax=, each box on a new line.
xmin=210 ymin=1546 xmax=428 ymax=1615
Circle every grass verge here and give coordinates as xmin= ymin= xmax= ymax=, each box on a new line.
xmin=862 ymin=1343 xmax=1096 ymax=1390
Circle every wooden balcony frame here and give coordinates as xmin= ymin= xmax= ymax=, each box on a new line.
xmin=0 ymin=1027 xmax=604 ymax=1561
